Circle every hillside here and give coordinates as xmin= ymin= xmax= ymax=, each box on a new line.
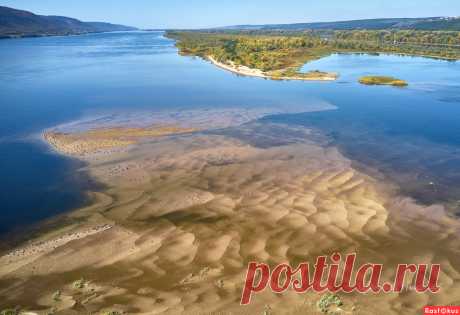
xmin=0 ymin=6 xmax=136 ymax=38
xmin=222 ymin=17 xmax=460 ymax=31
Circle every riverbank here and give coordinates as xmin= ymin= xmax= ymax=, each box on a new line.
xmin=208 ymin=56 xmax=338 ymax=81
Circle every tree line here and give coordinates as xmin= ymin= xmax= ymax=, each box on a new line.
xmin=166 ymin=30 xmax=460 ymax=73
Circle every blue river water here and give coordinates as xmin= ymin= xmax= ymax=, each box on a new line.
xmin=0 ymin=31 xmax=460 ymax=235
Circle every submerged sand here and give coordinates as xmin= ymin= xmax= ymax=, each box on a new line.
xmin=1 ymin=109 xmax=460 ymax=315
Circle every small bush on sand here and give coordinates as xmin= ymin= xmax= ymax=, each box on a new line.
xmin=73 ymin=278 xmax=86 ymax=289
xmin=52 ymin=290 xmax=62 ymax=301
xmin=317 ymin=293 xmax=343 ymax=313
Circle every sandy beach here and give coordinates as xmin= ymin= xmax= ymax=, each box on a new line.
xmin=208 ymin=56 xmax=338 ymax=81
xmin=1 ymin=109 xmax=460 ymax=315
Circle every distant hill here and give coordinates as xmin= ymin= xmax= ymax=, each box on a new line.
xmin=222 ymin=17 xmax=460 ymax=31
xmin=0 ymin=6 xmax=136 ymax=38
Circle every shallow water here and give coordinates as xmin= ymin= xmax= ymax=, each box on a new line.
xmin=0 ymin=32 xmax=460 ymax=234
xmin=297 ymin=53 xmax=460 ymax=207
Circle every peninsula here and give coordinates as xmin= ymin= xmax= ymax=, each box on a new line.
xmin=166 ymin=31 xmax=339 ymax=81
xmin=166 ymin=29 xmax=460 ymax=81
xmin=208 ymin=55 xmax=337 ymax=81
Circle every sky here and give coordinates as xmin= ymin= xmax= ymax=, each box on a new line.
xmin=1 ymin=0 xmax=460 ymax=29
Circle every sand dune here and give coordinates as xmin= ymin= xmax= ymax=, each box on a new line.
xmin=1 ymin=118 xmax=460 ymax=314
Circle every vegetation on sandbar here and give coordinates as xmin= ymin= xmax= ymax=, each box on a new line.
xmin=359 ymin=75 xmax=408 ymax=86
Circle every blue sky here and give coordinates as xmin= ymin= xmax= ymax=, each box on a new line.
xmin=2 ymin=0 xmax=460 ymax=29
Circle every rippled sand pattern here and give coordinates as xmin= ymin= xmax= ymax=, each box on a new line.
xmin=1 ymin=120 xmax=460 ymax=314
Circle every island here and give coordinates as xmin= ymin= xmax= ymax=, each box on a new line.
xmin=358 ymin=75 xmax=408 ymax=86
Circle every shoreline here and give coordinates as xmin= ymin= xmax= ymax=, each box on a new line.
xmin=0 ymin=30 xmax=140 ymax=41
xmin=0 ymin=224 xmax=112 ymax=264
xmin=207 ymin=56 xmax=338 ymax=81
xmin=207 ymin=52 xmax=457 ymax=85
xmin=334 ymin=50 xmax=460 ymax=62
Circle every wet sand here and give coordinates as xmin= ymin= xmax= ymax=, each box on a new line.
xmin=1 ymin=109 xmax=460 ymax=314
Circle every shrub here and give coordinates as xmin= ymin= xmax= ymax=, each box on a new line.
xmin=317 ymin=293 xmax=343 ymax=313
xmin=73 ymin=278 xmax=86 ymax=289
xmin=52 ymin=290 xmax=62 ymax=301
